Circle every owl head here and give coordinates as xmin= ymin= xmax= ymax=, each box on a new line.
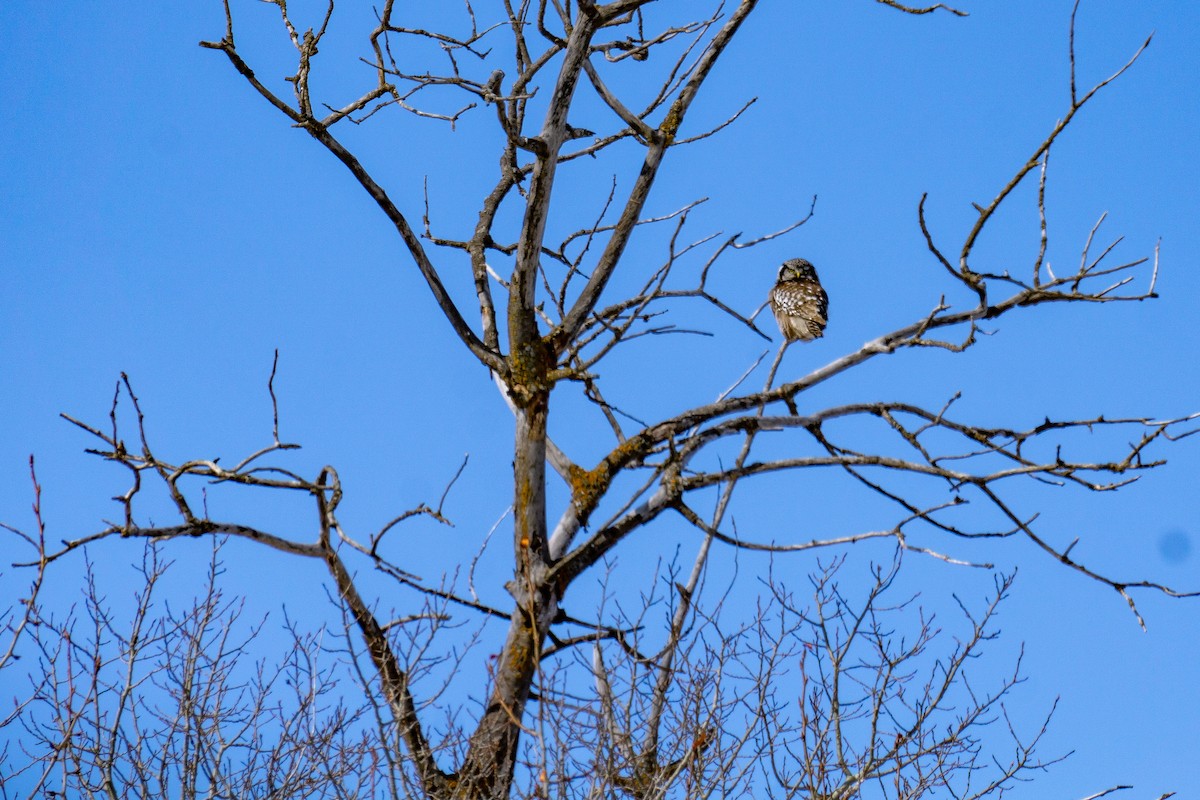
xmin=778 ymin=258 xmax=819 ymax=282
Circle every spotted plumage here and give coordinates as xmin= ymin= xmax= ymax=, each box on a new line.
xmin=769 ymin=258 xmax=828 ymax=342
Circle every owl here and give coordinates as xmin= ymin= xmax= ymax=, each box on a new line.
xmin=769 ymin=258 xmax=828 ymax=342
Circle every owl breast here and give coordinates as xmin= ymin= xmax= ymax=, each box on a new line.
xmin=769 ymin=279 xmax=828 ymax=342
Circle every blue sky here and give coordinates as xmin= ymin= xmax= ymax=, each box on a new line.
xmin=2 ymin=1 xmax=1199 ymax=796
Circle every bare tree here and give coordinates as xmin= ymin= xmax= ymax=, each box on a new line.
xmin=3 ymin=1 xmax=1196 ymax=799
xmin=5 ymin=544 xmax=372 ymax=799
xmin=2 ymin=541 xmax=1062 ymax=800
xmin=0 ymin=458 xmax=50 ymax=778
xmin=576 ymin=559 xmax=1054 ymax=800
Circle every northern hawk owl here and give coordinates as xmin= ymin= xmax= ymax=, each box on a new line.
xmin=769 ymin=258 xmax=828 ymax=342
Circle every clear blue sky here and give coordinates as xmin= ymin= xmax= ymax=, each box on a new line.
xmin=2 ymin=1 xmax=1199 ymax=796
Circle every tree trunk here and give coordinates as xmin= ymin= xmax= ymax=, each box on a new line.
xmin=453 ymin=393 xmax=557 ymax=799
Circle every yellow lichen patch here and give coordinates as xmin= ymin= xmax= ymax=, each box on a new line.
xmin=507 ymin=635 xmax=533 ymax=671
xmin=568 ymin=462 xmax=610 ymax=524
xmin=569 ymin=434 xmax=654 ymax=523
xmin=608 ymin=433 xmax=650 ymax=467
xmin=660 ymin=100 xmax=683 ymax=141
xmin=507 ymin=337 xmax=555 ymax=404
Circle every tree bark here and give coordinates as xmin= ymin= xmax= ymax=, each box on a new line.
xmin=455 ymin=396 xmax=557 ymax=799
